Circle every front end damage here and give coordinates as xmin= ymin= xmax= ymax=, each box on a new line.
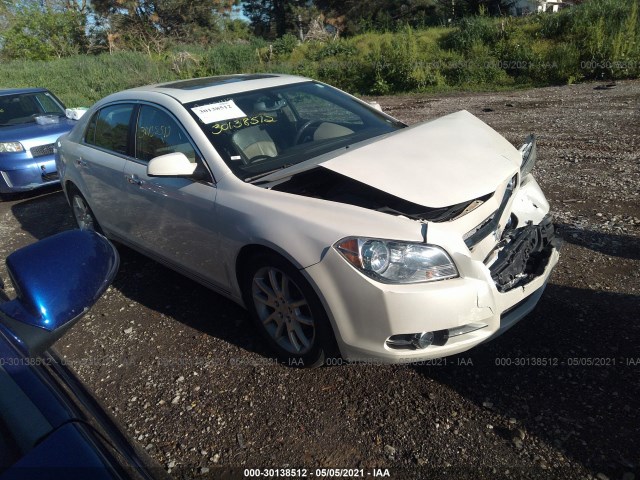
xmin=301 ymin=132 xmax=561 ymax=363
xmin=487 ymin=214 xmax=559 ymax=293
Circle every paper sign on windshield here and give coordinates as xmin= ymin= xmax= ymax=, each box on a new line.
xmin=191 ymin=100 xmax=246 ymax=124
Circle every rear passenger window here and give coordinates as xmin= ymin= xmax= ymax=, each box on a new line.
xmin=84 ymin=113 xmax=97 ymax=144
xmin=86 ymin=104 xmax=134 ymax=155
xmin=135 ymin=106 xmax=198 ymax=163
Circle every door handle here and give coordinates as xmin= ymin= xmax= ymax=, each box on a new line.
xmin=75 ymin=158 xmax=87 ymax=167
xmin=125 ymin=174 xmax=144 ymax=186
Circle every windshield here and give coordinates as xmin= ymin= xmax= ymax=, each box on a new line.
xmin=184 ymin=81 xmax=404 ymax=181
xmin=0 ymin=91 xmax=66 ymax=126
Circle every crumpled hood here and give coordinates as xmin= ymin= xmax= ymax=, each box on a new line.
xmin=320 ymin=110 xmax=520 ymax=208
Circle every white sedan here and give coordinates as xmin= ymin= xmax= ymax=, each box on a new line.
xmin=56 ymin=74 xmax=560 ymax=367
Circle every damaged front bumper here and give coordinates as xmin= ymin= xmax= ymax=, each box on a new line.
xmin=488 ymin=214 xmax=560 ymax=293
xmin=307 ymin=240 xmax=559 ymax=363
xmin=303 ymin=175 xmax=561 ymax=364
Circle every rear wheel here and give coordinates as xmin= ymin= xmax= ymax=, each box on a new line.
xmin=69 ymin=189 xmax=101 ymax=233
xmin=243 ymin=253 xmax=334 ymax=368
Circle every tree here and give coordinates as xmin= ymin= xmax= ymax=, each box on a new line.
xmin=460 ymin=0 xmax=518 ymax=16
xmin=91 ymin=0 xmax=239 ymax=47
xmin=243 ymin=0 xmax=309 ymax=38
xmin=310 ymin=0 xmax=524 ymax=36
xmin=0 ymin=2 xmax=88 ymax=60
xmin=311 ymin=0 xmax=445 ymax=34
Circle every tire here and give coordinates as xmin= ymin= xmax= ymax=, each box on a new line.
xmin=242 ymin=252 xmax=334 ymax=368
xmin=0 ymin=192 xmax=13 ymax=202
xmin=69 ymin=188 xmax=102 ymax=234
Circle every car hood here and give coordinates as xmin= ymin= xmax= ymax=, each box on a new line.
xmin=0 ymin=118 xmax=76 ymax=143
xmin=320 ymin=110 xmax=520 ymax=208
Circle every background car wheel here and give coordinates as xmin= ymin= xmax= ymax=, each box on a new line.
xmin=69 ymin=189 xmax=102 ymax=233
xmin=242 ymin=253 xmax=335 ymax=368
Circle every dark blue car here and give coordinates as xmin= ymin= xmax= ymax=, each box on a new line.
xmin=0 ymin=88 xmax=76 ymax=197
xmin=0 ymin=230 xmax=166 ymax=480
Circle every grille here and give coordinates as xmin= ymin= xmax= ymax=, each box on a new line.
xmin=464 ymin=174 xmax=518 ymax=249
xmin=30 ymin=143 xmax=55 ymax=158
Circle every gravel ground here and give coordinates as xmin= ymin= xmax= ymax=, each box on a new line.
xmin=0 ymin=80 xmax=639 ymax=480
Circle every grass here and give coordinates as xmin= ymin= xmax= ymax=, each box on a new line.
xmin=0 ymin=0 xmax=637 ymax=106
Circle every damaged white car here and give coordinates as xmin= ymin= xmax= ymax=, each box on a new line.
xmin=55 ymin=74 xmax=560 ymax=366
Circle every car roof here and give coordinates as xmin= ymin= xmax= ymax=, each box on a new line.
xmin=123 ymin=74 xmax=310 ymax=104
xmin=0 ymin=87 xmax=49 ymax=96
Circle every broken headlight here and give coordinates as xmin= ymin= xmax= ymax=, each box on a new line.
xmin=519 ymin=134 xmax=537 ymax=179
xmin=335 ymin=237 xmax=458 ymax=284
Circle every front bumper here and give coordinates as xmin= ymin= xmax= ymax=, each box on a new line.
xmin=0 ymin=153 xmax=59 ymax=194
xmin=304 ymin=175 xmax=560 ymax=364
xmin=306 ymin=237 xmax=559 ymax=364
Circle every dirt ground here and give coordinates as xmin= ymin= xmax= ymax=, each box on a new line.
xmin=0 ymin=80 xmax=638 ymax=480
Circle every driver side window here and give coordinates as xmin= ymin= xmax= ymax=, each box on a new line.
xmin=287 ymin=92 xmax=363 ymax=126
xmin=135 ymin=106 xmax=198 ymax=163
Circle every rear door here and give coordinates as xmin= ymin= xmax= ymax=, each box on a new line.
xmin=76 ymin=103 xmax=135 ymax=236
xmin=121 ymin=104 xmax=226 ymax=289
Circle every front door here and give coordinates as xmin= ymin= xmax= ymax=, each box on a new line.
xmin=121 ymin=104 xmax=226 ymax=290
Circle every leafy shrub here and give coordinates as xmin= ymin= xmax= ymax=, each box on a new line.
xmin=440 ymin=16 xmax=504 ymax=53
xmin=271 ymin=34 xmax=299 ymax=56
xmin=1 ymin=5 xmax=87 ymax=60
xmin=542 ymin=0 xmax=640 ymax=79
xmin=312 ymin=41 xmax=358 ymax=60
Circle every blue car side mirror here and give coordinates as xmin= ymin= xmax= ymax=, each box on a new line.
xmin=0 ymin=230 xmax=119 ymax=356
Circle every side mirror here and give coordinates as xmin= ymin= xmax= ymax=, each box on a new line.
xmin=0 ymin=230 xmax=119 ymax=356
xmin=147 ymin=152 xmax=197 ymax=177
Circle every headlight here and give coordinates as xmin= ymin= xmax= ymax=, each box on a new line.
xmin=0 ymin=142 xmax=25 ymax=153
xmin=519 ymin=134 xmax=536 ymax=179
xmin=335 ymin=237 xmax=458 ymax=284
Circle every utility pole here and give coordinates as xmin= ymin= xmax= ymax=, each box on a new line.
xmin=298 ymin=13 xmax=304 ymax=42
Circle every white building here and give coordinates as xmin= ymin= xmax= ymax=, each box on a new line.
xmin=510 ymin=0 xmax=565 ymax=16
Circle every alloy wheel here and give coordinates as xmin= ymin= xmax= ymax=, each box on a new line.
xmin=72 ymin=194 xmax=95 ymax=231
xmin=251 ymin=266 xmax=316 ymax=355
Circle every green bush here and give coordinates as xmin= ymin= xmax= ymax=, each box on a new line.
xmin=312 ymin=40 xmax=358 ymax=61
xmin=0 ymin=0 xmax=637 ymax=103
xmin=542 ymin=0 xmax=640 ymax=79
xmin=1 ymin=5 xmax=87 ymax=60
xmin=271 ymin=34 xmax=299 ymax=56
xmin=200 ymin=42 xmax=263 ymax=76
xmin=440 ymin=16 xmax=504 ymax=53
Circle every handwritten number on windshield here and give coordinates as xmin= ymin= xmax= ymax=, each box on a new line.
xmin=211 ymin=114 xmax=276 ymax=135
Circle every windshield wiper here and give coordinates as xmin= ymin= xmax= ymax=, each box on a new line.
xmin=245 ymin=164 xmax=294 ymax=184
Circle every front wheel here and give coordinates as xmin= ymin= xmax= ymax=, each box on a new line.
xmin=243 ymin=253 xmax=334 ymax=368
